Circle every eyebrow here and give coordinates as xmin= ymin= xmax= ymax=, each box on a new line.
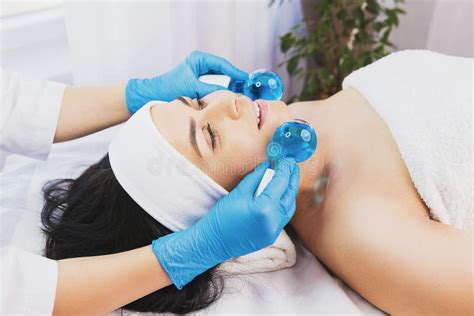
xmin=178 ymin=96 xmax=193 ymax=107
xmin=189 ymin=117 xmax=202 ymax=158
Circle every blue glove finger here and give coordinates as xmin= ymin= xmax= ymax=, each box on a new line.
xmin=198 ymin=52 xmax=248 ymax=80
xmin=257 ymin=158 xmax=296 ymax=201
xmin=281 ymin=163 xmax=300 ymax=212
xmin=236 ymin=161 xmax=271 ymax=194
xmin=288 ymin=200 xmax=297 ymax=219
xmin=282 ymin=200 xmax=297 ymax=226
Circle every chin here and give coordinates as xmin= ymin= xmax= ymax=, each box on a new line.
xmin=266 ymin=100 xmax=291 ymax=129
xmin=268 ymin=100 xmax=288 ymax=108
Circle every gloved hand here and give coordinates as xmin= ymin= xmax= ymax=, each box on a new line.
xmin=152 ymin=158 xmax=300 ymax=289
xmin=126 ymin=51 xmax=248 ymax=113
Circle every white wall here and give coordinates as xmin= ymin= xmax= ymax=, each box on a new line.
xmin=0 ymin=6 xmax=73 ymax=83
xmin=0 ymin=0 xmax=472 ymax=85
xmin=391 ymin=0 xmax=473 ymax=57
xmin=63 ymin=0 xmax=302 ymax=90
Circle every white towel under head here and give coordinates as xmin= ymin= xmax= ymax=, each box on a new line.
xmin=108 ymin=101 xmax=296 ymax=274
xmin=220 ymin=229 xmax=296 ymax=275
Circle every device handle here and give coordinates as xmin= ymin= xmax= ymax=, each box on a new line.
xmin=254 ymin=168 xmax=276 ymax=197
xmin=198 ymin=74 xmax=231 ymax=88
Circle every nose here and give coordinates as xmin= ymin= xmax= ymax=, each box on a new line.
xmin=225 ymin=94 xmax=241 ymax=120
xmin=208 ymin=92 xmax=252 ymax=123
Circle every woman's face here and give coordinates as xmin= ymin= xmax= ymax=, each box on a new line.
xmin=151 ymin=90 xmax=290 ymax=190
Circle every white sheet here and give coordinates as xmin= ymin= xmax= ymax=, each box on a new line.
xmin=0 ymin=125 xmax=382 ymax=315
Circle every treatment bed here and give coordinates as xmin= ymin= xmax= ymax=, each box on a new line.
xmin=1 ymin=125 xmax=382 ymax=315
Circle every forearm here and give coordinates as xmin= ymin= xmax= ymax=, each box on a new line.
xmin=53 ymin=245 xmax=171 ymax=315
xmin=54 ymin=83 xmax=130 ymax=143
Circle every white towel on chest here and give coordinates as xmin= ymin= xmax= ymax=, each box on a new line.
xmin=343 ymin=50 xmax=473 ymax=232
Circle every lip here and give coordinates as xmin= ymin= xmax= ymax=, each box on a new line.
xmin=255 ymin=99 xmax=268 ymax=129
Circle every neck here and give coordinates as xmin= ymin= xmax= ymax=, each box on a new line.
xmin=288 ymin=88 xmax=370 ymax=211
xmin=288 ymin=98 xmax=336 ymax=191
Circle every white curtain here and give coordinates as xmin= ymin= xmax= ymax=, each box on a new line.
xmin=64 ymin=0 xmax=304 ymax=98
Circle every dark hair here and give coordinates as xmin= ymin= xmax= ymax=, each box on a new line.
xmin=41 ymin=154 xmax=224 ymax=313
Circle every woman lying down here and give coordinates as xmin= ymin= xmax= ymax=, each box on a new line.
xmin=42 ymin=50 xmax=472 ymax=314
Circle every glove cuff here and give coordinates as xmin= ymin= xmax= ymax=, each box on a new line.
xmin=125 ymin=79 xmax=143 ymax=114
xmin=151 ymin=229 xmax=222 ymax=290
xmin=126 ymin=78 xmax=161 ymax=114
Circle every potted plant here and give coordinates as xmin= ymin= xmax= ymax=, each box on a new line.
xmin=274 ymin=0 xmax=405 ymax=101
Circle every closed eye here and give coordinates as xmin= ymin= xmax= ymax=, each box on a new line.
xmin=196 ymin=98 xmax=207 ymax=109
xmin=179 ymin=96 xmax=219 ymax=153
xmin=206 ymin=123 xmax=218 ymax=151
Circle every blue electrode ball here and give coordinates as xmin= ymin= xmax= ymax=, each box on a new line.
xmin=266 ymin=120 xmax=317 ymax=165
xmin=229 ymin=69 xmax=284 ymax=101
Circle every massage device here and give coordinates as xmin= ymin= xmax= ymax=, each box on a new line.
xmin=255 ymin=120 xmax=317 ymax=197
xmin=199 ymin=70 xmax=315 ymax=196
xmin=199 ymin=69 xmax=284 ymax=100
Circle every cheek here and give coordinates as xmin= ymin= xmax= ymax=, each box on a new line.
xmin=212 ymin=137 xmax=267 ymax=190
xmin=207 ymin=101 xmax=290 ymax=191
xmin=262 ymin=101 xmax=291 ymax=137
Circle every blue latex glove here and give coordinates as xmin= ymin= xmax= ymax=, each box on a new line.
xmin=152 ymin=158 xmax=300 ymax=289
xmin=126 ymin=51 xmax=248 ymax=113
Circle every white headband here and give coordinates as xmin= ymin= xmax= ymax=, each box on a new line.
xmin=109 ymin=101 xmax=228 ymax=232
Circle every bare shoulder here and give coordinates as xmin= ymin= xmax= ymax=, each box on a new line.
xmin=298 ymin=188 xmax=472 ymax=315
xmin=312 ymin=186 xmax=430 ymax=253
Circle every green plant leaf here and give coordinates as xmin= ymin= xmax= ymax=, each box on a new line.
xmin=373 ymin=21 xmax=385 ymax=32
xmin=291 ymin=21 xmax=303 ymax=31
xmin=280 ymin=33 xmax=294 ymax=53
xmin=394 ymin=7 xmax=406 ymax=15
xmin=278 ymin=0 xmax=405 ymax=101
xmin=366 ymin=0 xmax=380 ymax=14
xmin=336 ymin=8 xmax=347 ymax=19
xmin=268 ymin=0 xmax=285 ymax=7
xmin=381 ymin=28 xmax=391 ymax=43
xmin=287 ymin=56 xmax=300 ymax=76
xmin=352 ymin=7 xmax=365 ymax=28
xmin=385 ymin=8 xmax=400 ymax=26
